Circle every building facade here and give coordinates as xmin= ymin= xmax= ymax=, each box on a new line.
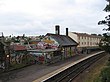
xmin=27 ymin=25 xmax=78 ymax=64
xmin=27 ymin=33 xmax=78 ymax=64
xmin=68 ymin=32 xmax=102 ymax=54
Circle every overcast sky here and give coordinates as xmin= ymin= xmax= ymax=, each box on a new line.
xmin=0 ymin=0 xmax=108 ymax=36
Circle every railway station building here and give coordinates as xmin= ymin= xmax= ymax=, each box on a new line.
xmin=68 ymin=32 xmax=102 ymax=54
xmin=27 ymin=25 xmax=78 ymax=64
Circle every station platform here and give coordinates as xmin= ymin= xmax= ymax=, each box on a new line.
xmin=1 ymin=51 xmax=104 ymax=82
xmin=33 ymin=51 xmax=104 ymax=82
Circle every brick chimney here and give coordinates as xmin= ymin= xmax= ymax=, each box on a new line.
xmin=55 ymin=25 xmax=60 ymax=35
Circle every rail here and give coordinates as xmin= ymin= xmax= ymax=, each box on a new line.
xmin=42 ymin=51 xmax=105 ymax=82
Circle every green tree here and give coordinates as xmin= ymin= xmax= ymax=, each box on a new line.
xmin=98 ymin=0 xmax=110 ymax=54
xmin=104 ymin=0 xmax=110 ymax=12
xmin=99 ymin=33 xmax=110 ymax=53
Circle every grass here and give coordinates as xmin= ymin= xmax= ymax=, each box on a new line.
xmin=84 ymin=64 xmax=105 ymax=82
xmin=94 ymin=61 xmax=110 ymax=82
xmin=83 ymin=55 xmax=108 ymax=82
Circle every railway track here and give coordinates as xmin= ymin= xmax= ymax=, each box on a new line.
xmin=43 ymin=51 xmax=105 ymax=82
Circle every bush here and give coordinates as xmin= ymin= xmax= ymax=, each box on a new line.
xmin=107 ymin=61 xmax=110 ymax=66
xmin=100 ymin=67 xmax=110 ymax=82
xmin=94 ymin=76 xmax=101 ymax=82
xmin=94 ymin=59 xmax=110 ymax=82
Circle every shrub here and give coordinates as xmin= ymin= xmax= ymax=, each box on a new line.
xmin=100 ymin=67 xmax=110 ymax=82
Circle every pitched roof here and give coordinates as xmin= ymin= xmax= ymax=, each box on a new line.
xmin=46 ymin=33 xmax=78 ymax=47
xmin=72 ymin=32 xmax=102 ymax=38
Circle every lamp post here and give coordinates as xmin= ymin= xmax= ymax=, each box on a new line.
xmin=4 ymin=43 xmax=11 ymax=70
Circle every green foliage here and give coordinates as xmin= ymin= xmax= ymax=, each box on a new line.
xmin=94 ymin=60 xmax=110 ymax=82
xmin=98 ymin=15 xmax=110 ymax=31
xmin=106 ymin=60 xmax=110 ymax=66
xmin=98 ymin=0 xmax=110 ymax=30
xmin=96 ymin=0 xmax=110 ymax=82
xmin=104 ymin=0 xmax=110 ymax=12
xmin=94 ymin=76 xmax=101 ymax=82
xmin=104 ymin=5 xmax=110 ymax=12
xmin=99 ymin=33 xmax=110 ymax=53
xmin=100 ymin=67 xmax=110 ymax=82
xmin=98 ymin=0 xmax=110 ymax=53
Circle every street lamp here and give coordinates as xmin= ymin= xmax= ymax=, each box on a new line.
xmin=6 ymin=55 xmax=9 ymax=58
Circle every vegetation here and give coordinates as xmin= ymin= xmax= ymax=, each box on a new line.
xmin=84 ymin=58 xmax=107 ymax=82
xmin=99 ymin=33 xmax=110 ymax=53
xmin=94 ymin=0 xmax=110 ymax=82
xmin=98 ymin=0 xmax=110 ymax=54
xmin=94 ymin=60 xmax=110 ymax=82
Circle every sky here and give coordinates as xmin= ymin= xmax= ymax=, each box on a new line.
xmin=0 ymin=0 xmax=108 ymax=36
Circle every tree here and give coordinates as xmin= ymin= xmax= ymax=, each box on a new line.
xmin=98 ymin=0 xmax=110 ymax=54
xmin=99 ymin=33 xmax=110 ymax=53
xmin=98 ymin=15 xmax=110 ymax=31
xmin=104 ymin=0 xmax=110 ymax=12
xmin=98 ymin=0 xmax=110 ymax=31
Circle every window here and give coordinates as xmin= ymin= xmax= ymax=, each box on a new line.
xmin=88 ymin=37 xmax=89 ymax=40
xmin=88 ymin=42 xmax=89 ymax=45
xmin=90 ymin=42 xmax=92 ymax=45
xmin=85 ymin=42 xmax=86 ymax=45
xmin=78 ymin=37 xmax=80 ymax=40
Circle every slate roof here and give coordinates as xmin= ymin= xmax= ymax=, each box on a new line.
xmin=46 ymin=33 xmax=78 ymax=47
xmin=73 ymin=32 xmax=102 ymax=38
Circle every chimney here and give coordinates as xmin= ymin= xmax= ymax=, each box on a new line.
xmin=55 ymin=25 xmax=60 ymax=35
xmin=66 ymin=28 xmax=68 ymax=36
xmin=2 ymin=32 xmax=4 ymax=37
